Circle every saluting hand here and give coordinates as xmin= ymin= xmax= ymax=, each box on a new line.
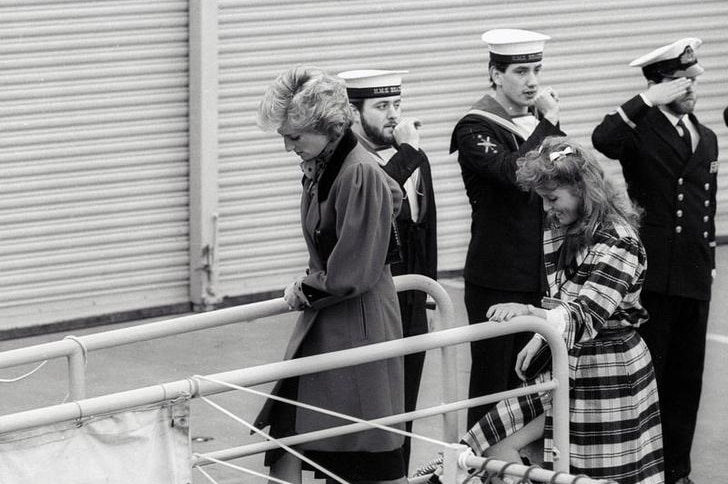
xmin=642 ymin=77 xmax=692 ymax=106
xmin=393 ymin=118 xmax=422 ymax=150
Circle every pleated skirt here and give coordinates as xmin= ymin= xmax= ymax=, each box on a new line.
xmin=462 ymin=330 xmax=665 ymax=484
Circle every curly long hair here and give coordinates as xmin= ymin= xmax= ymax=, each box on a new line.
xmin=516 ymin=136 xmax=641 ymax=256
xmin=257 ymin=65 xmax=353 ymax=140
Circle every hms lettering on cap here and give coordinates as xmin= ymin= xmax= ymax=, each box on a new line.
xmin=508 ymin=53 xmax=544 ymax=63
xmin=373 ymin=86 xmax=401 ymax=95
xmin=481 ymin=28 xmax=551 ymax=64
xmin=338 ymin=69 xmax=408 ymax=99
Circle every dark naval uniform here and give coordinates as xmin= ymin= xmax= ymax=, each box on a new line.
xmin=381 ymin=143 xmax=438 ymax=336
xmin=451 ymin=94 xmax=563 ymax=427
xmin=592 ymin=94 xmax=718 ymax=483
xmin=361 ymin=140 xmax=437 ymax=468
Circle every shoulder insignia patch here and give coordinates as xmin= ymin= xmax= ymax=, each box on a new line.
xmin=476 ymin=134 xmax=498 ymax=154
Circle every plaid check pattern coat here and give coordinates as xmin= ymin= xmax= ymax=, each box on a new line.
xmin=461 ymin=222 xmax=665 ymax=484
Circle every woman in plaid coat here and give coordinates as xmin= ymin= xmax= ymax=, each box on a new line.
xmin=459 ymin=137 xmax=665 ymax=484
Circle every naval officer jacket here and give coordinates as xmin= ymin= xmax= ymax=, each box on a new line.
xmin=592 ymin=94 xmax=718 ymax=301
xmin=451 ymin=94 xmax=564 ymax=292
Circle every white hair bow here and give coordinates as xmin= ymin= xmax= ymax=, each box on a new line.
xmin=549 ymin=146 xmax=573 ymax=162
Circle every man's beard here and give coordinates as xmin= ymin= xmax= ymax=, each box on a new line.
xmin=667 ymin=96 xmax=696 ymax=115
xmin=361 ymin=117 xmax=395 ymax=147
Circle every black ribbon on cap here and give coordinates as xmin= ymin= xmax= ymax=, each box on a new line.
xmin=490 ymin=51 xmax=543 ymax=63
xmin=346 ymin=85 xmax=401 ymax=99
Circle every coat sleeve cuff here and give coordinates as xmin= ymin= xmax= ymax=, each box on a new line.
xmin=382 ymin=144 xmax=426 ymax=185
xmin=300 ymin=282 xmax=331 ymax=305
xmin=545 ymin=306 xmax=568 ymax=335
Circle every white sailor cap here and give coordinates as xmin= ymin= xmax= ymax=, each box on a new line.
xmin=630 ymin=38 xmax=704 ymax=80
xmin=337 ymin=69 xmax=408 ymax=99
xmin=481 ymin=29 xmax=551 ymax=64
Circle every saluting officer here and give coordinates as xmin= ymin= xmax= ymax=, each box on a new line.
xmin=592 ymin=38 xmax=719 ymax=484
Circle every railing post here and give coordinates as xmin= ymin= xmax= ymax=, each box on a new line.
xmin=436 ymin=310 xmax=460 ymax=443
xmin=543 ymin=321 xmax=570 ymax=473
xmin=66 ymin=349 xmax=86 ymax=400
xmin=442 ymin=443 xmax=470 ymax=484
xmin=393 ymin=275 xmax=460 ymax=442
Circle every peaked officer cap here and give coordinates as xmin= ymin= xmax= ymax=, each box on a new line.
xmin=630 ymin=38 xmax=704 ymax=80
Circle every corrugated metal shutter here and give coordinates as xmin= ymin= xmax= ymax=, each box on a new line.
xmin=217 ymin=0 xmax=728 ymax=299
xmin=0 ymin=1 xmax=191 ymax=330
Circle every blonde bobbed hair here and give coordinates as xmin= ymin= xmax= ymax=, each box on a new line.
xmin=257 ymin=65 xmax=353 ymax=140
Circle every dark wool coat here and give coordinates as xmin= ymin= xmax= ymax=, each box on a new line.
xmin=255 ymin=131 xmax=405 ymax=453
xmin=450 ymin=94 xmax=564 ymax=292
xmin=592 ymin=94 xmax=718 ymax=300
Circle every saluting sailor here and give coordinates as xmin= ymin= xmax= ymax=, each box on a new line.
xmin=592 ymin=37 xmax=719 ymax=484
xmin=450 ymin=28 xmax=565 ymax=428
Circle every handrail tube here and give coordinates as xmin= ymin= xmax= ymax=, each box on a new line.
xmin=0 ymin=298 xmax=289 ymax=369
xmin=0 ymin=275 xmax=451 ymax=366
xmin=0 ymin=316 xmax=569 ymax=474
xmin=460 ymin=454 xmax=612 ymax=484
xmin=193 ymin=380 xmax=558 ymax=465
xmin=0 ymin=275 xmax=456 ymax=403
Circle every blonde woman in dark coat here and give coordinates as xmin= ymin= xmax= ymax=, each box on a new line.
xmin=254 ymin=65 xmax=407 ymax=484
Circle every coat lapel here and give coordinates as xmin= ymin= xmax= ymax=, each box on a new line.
xmin=301 ymin=179 xmax=319 ymax=263
xmin=317 ymin=130 xmax=357 ymax=202
xmin=648 ymin=108 xmax=688 ymax=160
xmin=682 ymin=113 xmax=710 ymax=174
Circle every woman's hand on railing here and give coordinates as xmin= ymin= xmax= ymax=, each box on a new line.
xmin=283 ymin=276 xmax=308 ymax=311
xmin=486 ymin=302 xmax=530 ymax=322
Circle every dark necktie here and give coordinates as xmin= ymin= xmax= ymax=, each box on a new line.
xmin=677 ymin=118 xmax=692 ymax=154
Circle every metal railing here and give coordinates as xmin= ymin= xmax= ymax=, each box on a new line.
xmin=0 ymin=317 xmax=572 ymax=474
xmin=186 ymin=318 xmax=570 ymax=473
xmin=0 ymin=275 xmax=456 ymax=429
xmin=0 ymin=275 xmax=454 ymax=410
xmin=0 ymin=275 xmax=580 ymax=480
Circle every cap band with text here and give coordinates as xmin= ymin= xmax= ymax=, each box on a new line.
xmin=489 ymin=51 xmax=544 ymax=64
xmin=346 ymin=85 xmax=402 ymax=99
xmin=481 ymin=28 xmax=550 ymax=65
xmin=337 ymin=69 xmax=408 ymax=100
